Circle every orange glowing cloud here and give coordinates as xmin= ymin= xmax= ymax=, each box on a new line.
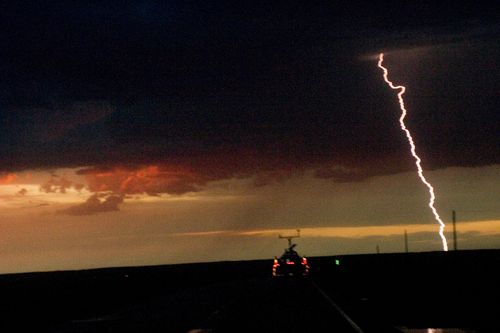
xmin=0 ymin=173 xmax=17 ymax=184
xmin=74 ymin=160 xmax=367 ymax=197
xmin=77 ymin=165 xmax=207 ymax=196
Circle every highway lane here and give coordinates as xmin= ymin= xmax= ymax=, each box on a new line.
xmin=212 ymin=277 xmax=363 ymax=332
xmin=54 ymin=277 xmax=366 ymax=333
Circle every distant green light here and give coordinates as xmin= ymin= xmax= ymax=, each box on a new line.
xmin=335 ymin=259 xmax=340 ymax=266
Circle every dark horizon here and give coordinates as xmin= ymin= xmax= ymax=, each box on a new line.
xmin=1 ymin=249 xmax=499 ymax=332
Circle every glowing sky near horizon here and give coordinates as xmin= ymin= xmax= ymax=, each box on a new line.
xmin=1 ymin=165 xmax=499 ymax=273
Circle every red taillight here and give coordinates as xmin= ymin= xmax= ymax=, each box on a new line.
xmin=273 ymin=258 xmax=280 ymax=268
xmin=286 ymin=261 xmax=295 ymax=265
xmin=302 ymin=257 xmax=310 ymax=275
xmin=272 ymin=258 xmax=280 ymax=277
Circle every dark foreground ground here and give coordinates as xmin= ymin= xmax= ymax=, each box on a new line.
xmin=1 ymin=249 xmax=498 ymax=332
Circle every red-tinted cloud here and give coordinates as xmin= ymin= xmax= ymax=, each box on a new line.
xmin=73 ymin=152 xmax=409 ymax=196
xmin=0 ymin=173 xmax=17 ymax=184
xmin=77 ymin=165 xmax=207 ymax=196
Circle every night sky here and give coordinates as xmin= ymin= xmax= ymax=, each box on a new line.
xmin=1 ymin=1 xmax=499 ymax=273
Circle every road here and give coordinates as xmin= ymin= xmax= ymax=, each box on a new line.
xmin=4 ymin=251 xmax=498 ymax=332
xmin=54 ymin=277 xmax=366 ymax=333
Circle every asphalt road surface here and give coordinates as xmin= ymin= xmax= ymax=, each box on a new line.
xmin=54 ymin=277 xmax=366 ymax=333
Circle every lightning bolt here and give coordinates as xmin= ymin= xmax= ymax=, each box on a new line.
xmin=377 ymin=53 xmax=448 ymax=252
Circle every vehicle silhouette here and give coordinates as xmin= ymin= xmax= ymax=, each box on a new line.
xmin=272 ymin=230 xmax=309 ymax=278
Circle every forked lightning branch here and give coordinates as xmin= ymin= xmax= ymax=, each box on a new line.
xmin=377 ymin=53 xmax=449 ymax=252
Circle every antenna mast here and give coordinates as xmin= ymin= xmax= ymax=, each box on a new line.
xmin=279 ymin=229 xmax=301 ymax=248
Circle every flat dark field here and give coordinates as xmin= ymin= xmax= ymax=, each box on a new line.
xmin=1 ymin=249 xmax=498 ymax=332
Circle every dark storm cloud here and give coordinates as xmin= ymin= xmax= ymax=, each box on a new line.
xmin=26 ymin=101 xmax=115 ymax=142
xmin=17 ymin=188 xmax=28 ymax=196
xmin=59 ymin=193 xmax=124 ymax=216
xmin=39 ymin=175 xmax=84 ymax=194
xmin=314 ymin=166 xmax=368 ymax=183
xmin=1 ymin=1 xmax=498 ymax=180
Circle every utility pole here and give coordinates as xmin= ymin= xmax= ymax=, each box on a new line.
xmin=452 ymin=210 xmax=457 ymax=251
xmin=376 ymin=244 xmax=380 ymax=254
xmin=404 ymin=230 xmax=408 ymax=253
